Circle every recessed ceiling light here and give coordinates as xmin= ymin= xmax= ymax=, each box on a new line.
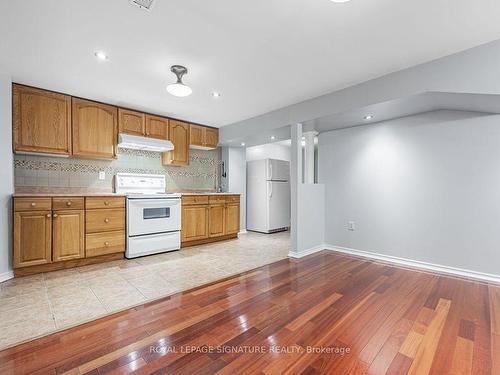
xmin=211 ymin=92 xmax=221 ymax=98
xmin=271 ymin=136 xmax=276 ymax=140
xmin=166 ymin=65 xmax=192 ymax=97
xmin=94 ymin=51 xmax=109 ymax=61
xmin=364 ymin=115 xmax=374 ymax=120
xmin=241 ymin=142 xmax=245 ymax=146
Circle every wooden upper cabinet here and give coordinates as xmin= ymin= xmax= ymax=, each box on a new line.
xmin=162 ymin=120 xmax=190 ymax=166
xmin=52 ymin=210 xmax=85 ymax=262
xmin=12 ymin=84 xmax=72 ymax=155
xmin=145 ymin=115 xmax=169 ymax=140
xmin=118 ymin=109 xmax=145 ymax=136
xmin=72 ymin=98 xmax=117 ymax=160
xmin=189 ymin=124 xmax=219 ymax=149
xmin=14 ymin=210 xmax=52 ymax=268
xmin=189 ymin=125 xmax=204 ymax=147
xmin=205 ymin=127 xmax=219 ymax=148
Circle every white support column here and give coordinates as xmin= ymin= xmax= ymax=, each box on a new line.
xmin=303 ymin=131 xmax=318 ymax=184
xmin=289 ymin=123 xmax=302 ymax=256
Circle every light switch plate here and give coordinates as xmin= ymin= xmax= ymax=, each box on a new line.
xmin=99 ymin=171 xmax=106 ymax=180
xmin=348 ymin=221 xmax=356 ymax=231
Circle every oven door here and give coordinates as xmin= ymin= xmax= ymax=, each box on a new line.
xmin=128 ymin=198 xmax=181 ymax=236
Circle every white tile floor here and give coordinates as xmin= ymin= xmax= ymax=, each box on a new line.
xmin=0 ymin=231 xmax=289 ymax=349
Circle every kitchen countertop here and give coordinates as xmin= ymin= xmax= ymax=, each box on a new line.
xmin=13 ymin=188 xmax=239 ymax=197
xmin=178 ymin=192 xmax=240 ymax=196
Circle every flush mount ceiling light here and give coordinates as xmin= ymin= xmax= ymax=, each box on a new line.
xmin=166 ymin=65 xmax=192 ymax=97
xmin=364 ymin=115 xmax=374 ymax=120
xmin=94 ymin=51 xmax=109 ymax=61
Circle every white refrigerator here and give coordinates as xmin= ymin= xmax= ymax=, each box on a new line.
xmin=247 ymin=159 xmax=290 ymax=233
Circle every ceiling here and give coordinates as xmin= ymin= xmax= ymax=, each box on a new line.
xmin=228 ymin=92 xmax=500 ymax=147
xmin=2 ymin=0 xmax=500 ymax=127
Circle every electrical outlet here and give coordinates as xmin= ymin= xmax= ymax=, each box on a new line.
xmin=348 ymin=221 xmax=356 ymax=231
xmin=98 ymin=171 xmax=106 ymax=180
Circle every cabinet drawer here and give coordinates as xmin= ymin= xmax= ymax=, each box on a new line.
xmin=209 ymin=196 xmax=226 ymax=204
xmin=52 ymin=197 xmax=84 ymax=210
xmin=182 ymin=195 xmax=209 ymax=205
xmin=14 ymin=198 xmax=52 ymax=212
xmin=86 ymin=209 xmax=125 ymax=233
xmin=226 ymin=195 xmax=240 ymax=204
xmin=85 ymin=196 xmax=125 ymax=210
xmin=86 ymin=231 xmax=125 ymax=257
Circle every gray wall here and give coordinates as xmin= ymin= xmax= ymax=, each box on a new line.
xmin=0 ymin=74 xmax=14 ymax=281
xmin=319 ymin=110 xmax=500 ymax=277
xmin=221 ymin=147 xmax=247 ymax=231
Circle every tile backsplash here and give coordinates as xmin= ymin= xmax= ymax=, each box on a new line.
xmin=14 ymin=148 xmax=221 ymax=191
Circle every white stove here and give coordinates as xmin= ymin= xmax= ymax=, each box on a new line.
xmin=115 ymin=173 xmax=181 ymax=259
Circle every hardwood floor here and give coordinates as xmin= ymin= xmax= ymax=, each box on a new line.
xmin=0 ymin=251 xmax=498 ymax=374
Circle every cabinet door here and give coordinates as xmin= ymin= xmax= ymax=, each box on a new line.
xmin=119 ymin=109 xmax=145 ymax=136
xmin=72 ymin=98 xmax=117 ymax=160
xmin=225 ymin=204 xmax=240 ymax=235
xmin=14 ymin=211 xmax=52 ymax=268
xmin=145 ymin=115 xmax=169 ymax=140
xmin=205 ymin=128 xmax=219 ymax=149
xmin=182 ymin=205 xmax=209 ymax=242
xmin=13 ymin=84 xmax=72 ymax=155
xmin=189 ymin=124 xmax=204 ymax=147
xmin=209 ymin=204 xmax=225 ymax=238
xmin=52 ymin=210 xmax=85 ymax=262
xmin=162 ymin=120 xmax=189 ymax=166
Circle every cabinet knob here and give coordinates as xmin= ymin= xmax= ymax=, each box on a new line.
xmin=104 ymin=218 xmax=110 ymax=223
xmin=104 ymin=242 xmax=110 ymax=247
xmin=66 ymin=201 xmax=72 ymax=206
xmin=53 ymin=213 xmax=58 ymax=218
xmin=46 ymin=214 xmax=51 ymax=218
xmin=31 ymin=202 xmax=36 ymax=207
xmin=104 ymin=201 xmax=109 ymax=206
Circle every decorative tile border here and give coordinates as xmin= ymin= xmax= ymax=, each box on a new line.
xmin=14 ymin=148 xmax=221 ymax=189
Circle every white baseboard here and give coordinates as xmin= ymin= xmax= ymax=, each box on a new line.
xmin=238 ymin=230 xmax=248 ymax=235
xmin=0 ymin=270 xmax=14 ymax=283
xmin=288 ymin=244 xmax=326 ymax=259
xmin=325 ymin=244 xmax=500 ymax=284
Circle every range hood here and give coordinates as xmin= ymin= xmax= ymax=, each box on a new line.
xmin=118 ymin=133 xmax=174 ymax=152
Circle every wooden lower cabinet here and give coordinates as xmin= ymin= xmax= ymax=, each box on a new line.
xmin=181 ymin=194 xmax=240 ymax=247
xmin=225 ymin=203 xmax=240 ymax=235
xmin=86 ymin=231 xmax=125 ymax=257
xmin=182 ymin=205 xmax=209 ymax=242
xmin=52 ymin=210 xmax=85 ymax=262
xmin=13 ymin=196 xmax=125 ymax=276
xmin=209 ymin=204 xmax=225 ymax=237
xmin=14 ymin=211 xmax=52 ymax=268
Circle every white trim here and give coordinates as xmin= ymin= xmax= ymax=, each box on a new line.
xmin=0 ymin=270 xmax=14 ymax=283
xmin=238 ymin=229 xmax=248 ymax=235
xmin=325 ymin=244 xmax=500 ymax=284
xmin=288 ymin=244 xmax=326 ymax=259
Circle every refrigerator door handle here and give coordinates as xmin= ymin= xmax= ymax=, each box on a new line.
xmin=269 ymin=163 xmax=272 ymax=180
xmin=269 ymin=183 xmax=273 ymax=198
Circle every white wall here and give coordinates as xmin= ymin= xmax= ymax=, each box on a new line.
xmin=0 ymin=74 xmax=14 ymax=281
xmin=246 ymin=143 xmax=290 ymax=162
xmin=221 ymin=147 xmax=246 ymax=231
xmin=319 ymin=110 xmax=500 ymax=277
